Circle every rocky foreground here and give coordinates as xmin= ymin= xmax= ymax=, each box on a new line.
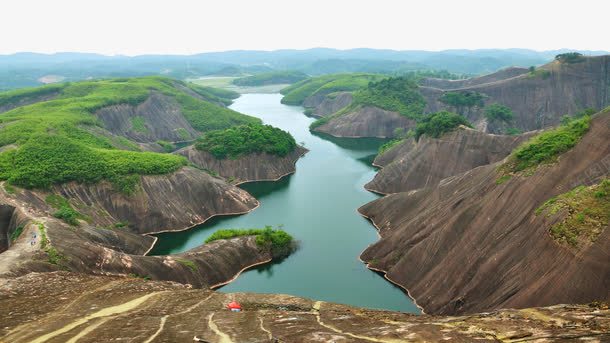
xmin=1 ymin=272 xmax=608 ymax=343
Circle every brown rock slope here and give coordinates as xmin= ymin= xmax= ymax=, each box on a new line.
xmin=360 ymin=111 xmax=610 ymax=315
xmin=303 ymin=91 xmax=353 ymax=117
xmin=2 ymin=272 xmax=608 ymax=343
xmin=423 ymin=55 xmax=610 ymax=133
xmin=96 ymin=91 xmax=201 ymax=144
xmin=177 ymin=145 xmax=307 ymax=183
xmin=366 ymin=128 xmax=536 ymax=194
xmin=314 ymin=106 xmax=416 ymax=138
xmin=0 ymin=166 xmax=266 ymax=287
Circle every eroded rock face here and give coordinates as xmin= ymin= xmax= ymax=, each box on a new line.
xmin=0 ymin=166 xmax=265 ymax=287
xmin=177 ymin=145 xmax=307 ymax=183
xmin=303 ymin=92 xmax=353 ymax=117
xmin=49 ymin=167 xmax=258 ymax=234
xmin=313 ymin=106 xmax=415 ymax=138
xmin=366 ymin=128 xmax=535 ymax=194
xmin=1 ymin=272 xmax=608 ymax=343
xmin=422 ymin=56 xmax=610 ymax=133
xmin=95 ymin=91 xmax=199 ymax=143
xmin=360 ymin=112 xmax=610 ymax=315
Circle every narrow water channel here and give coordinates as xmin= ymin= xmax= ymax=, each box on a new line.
xmin=152 ymin=93 xmax=418 ymax=313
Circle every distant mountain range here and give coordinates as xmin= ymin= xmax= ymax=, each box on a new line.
xmin=1 ymin=48 xmax=608 ymax=91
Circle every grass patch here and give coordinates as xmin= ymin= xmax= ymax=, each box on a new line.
xmin=378 ymin=139 xmax=403 ymax=155
xmin=130 ymin=116 xmax=148 ymax=133
xmin=0 ymin=76 xmax=260 ymax=190
xmin=281 ymin=73 xmax=385 ymax=105
xmin=205 ymin=226 xmax=295 ymax=258
xmin=3 ymin=182 xmax=16 ymax=194
xmin=176 ymin=258 xmax=198 ymax=272
xmin=156 ymin=140 xmax=175 ymax=153
xmin=10 ymin=225 xmax=24 ymax=242
xmin=38 ymin=223 xmax=68 ymax=265
xmin=195 ymin=123 xmax=296 ymax=159
xmin=501 ymin=116 xmax=590 ymax=174
xmin=536 ymin=179 xmax=609 ymax=247
xmin=46 ymin=194 xmax=86 ymax=226
xmin=351 ymin=76 xmax=426 ymax=119
xmin=415 ymin=111 xmax=472 ymax=140
xmin=175 ymin=128 xmax=190 ymax=140
xmin=495 ymin=175 xmax=512 ymax=185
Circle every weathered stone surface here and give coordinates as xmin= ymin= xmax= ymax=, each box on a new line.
xmin=366 ymin=128 xmax=536 ymax=194
xmin=360 ymin=112 xmax=610 ymax=315
xmin=95 ymin=91 xmax=200 ymax=143
xmin=314 ymin=106 xmax=415 ymax=138
xmin=1 ymin=272 xmax=608 ymax=343
xmin=304 ymin=91 xmax=354 ymax=117
xmin=178 ymin=145 xmax=307 ymax=183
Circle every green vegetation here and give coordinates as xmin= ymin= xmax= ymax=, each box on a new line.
xmin=439 ymin=91 xmax=485 ymax=112
xmin=205 ymin=226 xmax=295 ymax=258
xmin=0 ymin=83 xmax=64 ymax=109
xmin=502 ymin=116 xmax=590 ymax=173
xmin=3 ymin=183 xmax=16 ymax=194
xmin=378 ymin=139 xmax=404 ymax=155
xmin=280 ymin=73 xmax=385 ymax=105
xmin=195 ymin=123 xmax=296 ymax=159
xmin=156 ymin=140 xmax=175 ymax=153
xmin=351 ymin=77 xmax=426 ymax=119
xmin=505 ymin=127 xmax=522 ymax=135
xmin=38 ymin=223 xmax=68 ymax=265
xmin=185 ymin=83 xmax=240 ymax=106
xmin=130 ymin=116 xmax=148 ymax=133
xmin=10 ymin=225 xmax=24 ymax=242
xmin=309 ymin=116 xmax=331 ymax=130
xmin=485 ymin=103 xmax=514 ymax=122
xmin=46 ymin=195 xmax=85 ymax=226
xmin=0 ymin=77 xmax=259 ymax=190
xmin=528 ymin=68 xmax=551 ymax=79
xmin=176 ymin=258 xmax=198 ymax=272
xmin=175 ymin=128 xmax=190 ymax=140
xmin=233 ymin=71 xmax=308 ymax=86
xmin=414 ymin=111 xmax=472 ymax=140
xmin=536 ymin=179 xmax=609 ymax=247
xmin=555 ymin=52 xmax=585 ymax=64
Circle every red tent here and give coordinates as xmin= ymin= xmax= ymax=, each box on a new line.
xmin=227 ymin=301 xmax=242 ymax=311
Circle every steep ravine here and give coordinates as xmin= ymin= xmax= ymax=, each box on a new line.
xmin=359 ymin=112 xmax=610 ymax=315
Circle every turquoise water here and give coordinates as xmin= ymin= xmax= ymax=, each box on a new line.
xmin=152 ymin=93 xmax=418 ymax=313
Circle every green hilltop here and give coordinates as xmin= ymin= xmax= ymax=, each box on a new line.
xmin=0 ymin=76 xmax=259 ymax=192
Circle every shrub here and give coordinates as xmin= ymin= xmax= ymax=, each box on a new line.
xmin=176 ymin=258 xmax=198 ymax=272
xmin=352 ymin=76 xmax=426 ymax=119
xmin=195 ymin=123 xmax=296 ymax=159
xmin=156 ymin=140 xmax=175 ymax=153
xmin=46 ymin=194 xmax=84 ymax=226
xmin=130 ymin=116 xmax=148 ymax=133
xmin=378 ymin=139 xmax=403 ymax=155
xmin=415 ymin=111 xmax=472 ymax=140
xmin=555 ymin=52 xmax=585 ymax=63
xmin=537 ymin=179 xmax=609 ymax=247
xmin=10 ymin=225 xmax=24 ymax=242
xmin=204 ymin=226 xmax=295 ymax=258
xmin=0 ymin=77 xmax=256 ymax=190
xmin=439 ymin=91 xmax=485 ymax=110
xmin=485 ymin=103 xmax=514 ymax=122
xmin=504 ymin=116 xmax=590 ymax=173
xmin=280 ymin=73 xmax=385 ymax=105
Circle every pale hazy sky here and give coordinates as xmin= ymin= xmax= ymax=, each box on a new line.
xmin=2 ymin=0 xmax=607 ymax=55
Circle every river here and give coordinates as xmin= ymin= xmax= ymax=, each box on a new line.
xmin=151 ymin=93 xmax=418 ymax=313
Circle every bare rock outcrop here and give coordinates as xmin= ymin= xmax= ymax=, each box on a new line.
xmin=178 ymin=145 xmax=307 ymax=183
xmin=359 ymin=112 xmax=610 ymax=315
xmin=366 ymin=128 xmax=535 ymax=194
xmin=1 ymin=272 xmax=608 ymax=342
xmin=303 ymin=91 xmax=353 ymax=117
xmin=314 ymin=106 xmax=415 ymax=138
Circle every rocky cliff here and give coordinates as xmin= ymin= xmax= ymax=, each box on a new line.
xmin=177 ymin=146 xmax=307 ymax=183
xmin=310 ymin=56 xmax=609 ymax=138
xmin=366 ymin=128 xmax=535 ymax=194
xmin=360 ymin=111 xmax=610 ymax=315
xmin=303 ymin=91 xmax=353 ymax=117
xmin=313 ymin=106 xmax=416 ymax=138
xmin=2 ymin=272 xmax=608 ymax=343
xmin=423 ymin=56 xmax=610 ymax=133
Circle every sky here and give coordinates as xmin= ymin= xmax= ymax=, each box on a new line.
xmin=2 ymin=0 xmax=608 ymax=55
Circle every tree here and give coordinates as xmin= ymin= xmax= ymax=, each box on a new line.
xmin=415 ymin=111 xmax=472 ymax=140
xmin=485 ymin=103 xmax=514 ymax=122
